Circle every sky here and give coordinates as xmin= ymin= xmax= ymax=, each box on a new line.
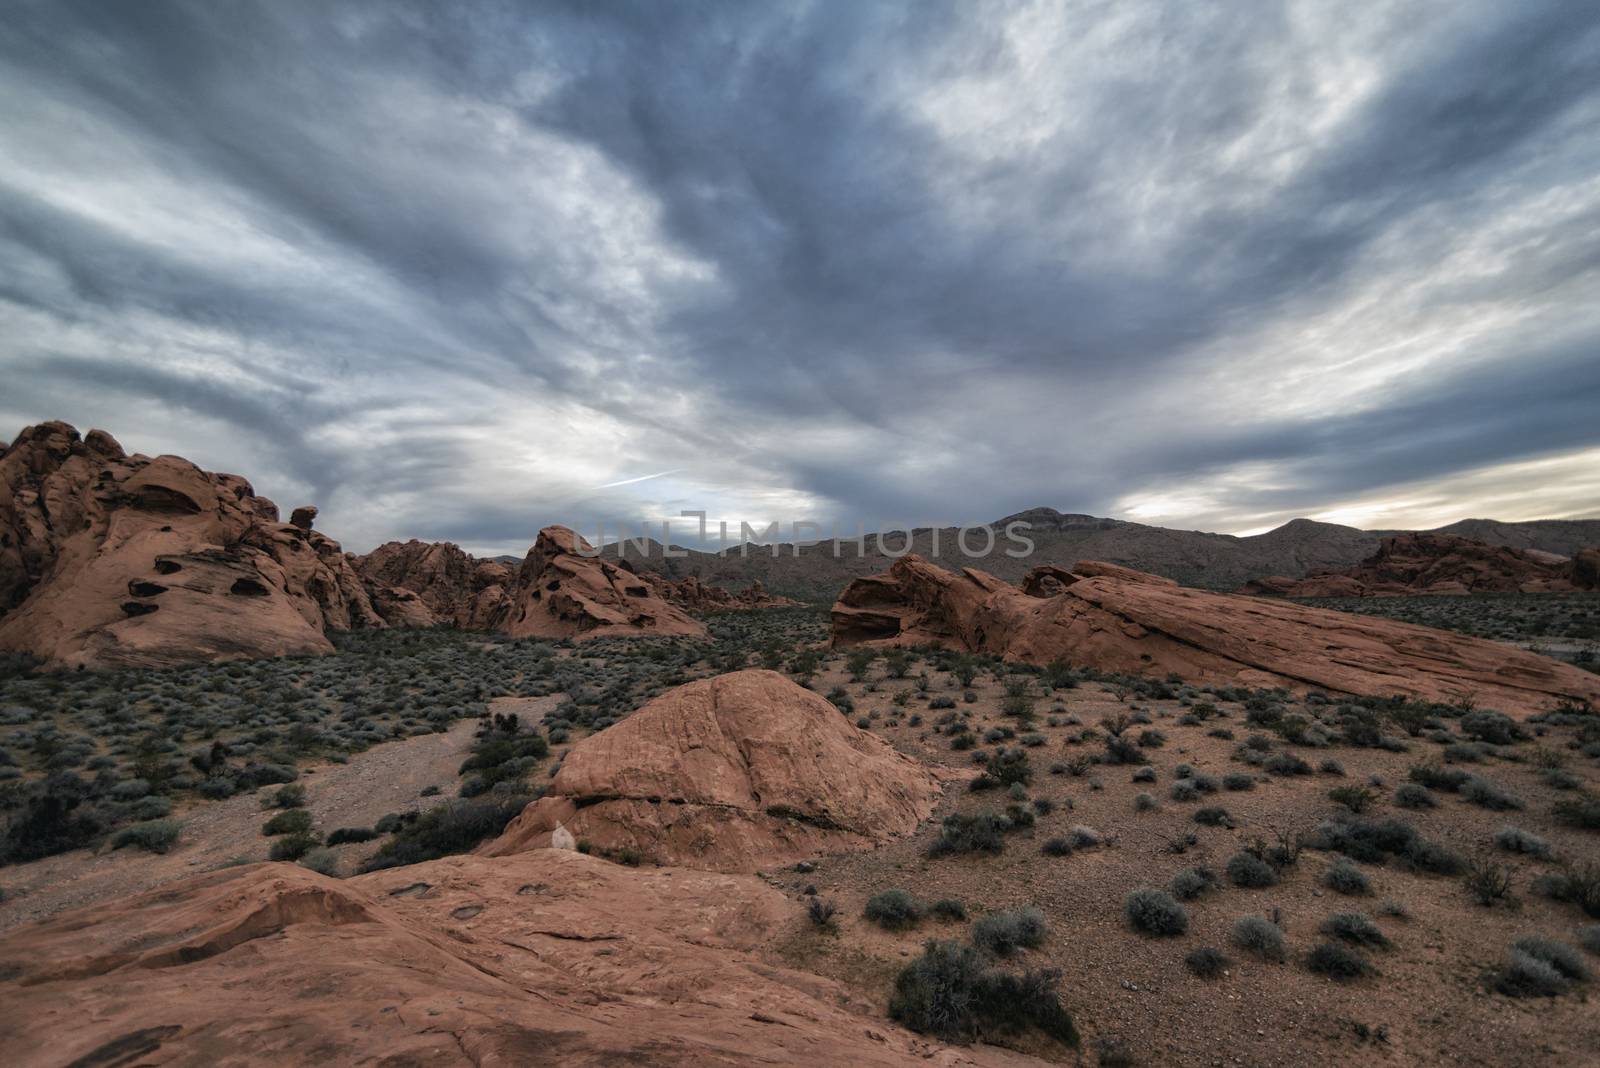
xmin=3 ymin=1 xmax=1599 ymax=555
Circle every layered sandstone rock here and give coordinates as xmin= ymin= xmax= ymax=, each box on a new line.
xmin=832 ymin=555 xmax=1600 ymax=717
xmin=500 ymin=526 xmax=708 ymax=640
xmin=485 ymin=669 xmax=943 ymax=869
xmin=1241 ymin=533 xmax=1597 ymax=597
xmin=642 ymin=570 xmax=805 ymax=611
xmin=0 ymin=853 xmax=1028 ymax=1068
xmin=0 ymin=422 xmax=381 ymax=670
xmin=353 ymin=538 xmax=515 ymax=628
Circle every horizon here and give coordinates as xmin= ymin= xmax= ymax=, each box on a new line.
xmin=4 ymin=4 xmax=1600 ymax=554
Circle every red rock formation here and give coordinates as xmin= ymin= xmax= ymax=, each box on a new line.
xmin=0 ymin=422 xmax=381 ymax=670
xmin=352 ymin=539 xmax=515 ymax=628
xmin=641 ymin=569 xmax=805 ymax=610
xmin=832 ymin=555 xmax=1600 ymax=717
xmin=500 ymin=526 xmax=708 ymax=640
xmin=485 ymin=669 xmax=942 ymax=870
xmin=1240 ymin=533 xmax=1594 ymax=597
xmin=0 ymin=852 xmax=1029 ymax=1068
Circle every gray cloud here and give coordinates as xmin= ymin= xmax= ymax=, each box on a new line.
xmin=2 ymin=0 xmax=1598 ymax=554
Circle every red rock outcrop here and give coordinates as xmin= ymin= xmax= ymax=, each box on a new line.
xmin=642 ymin=570 xmax=805 ymax=610
xmin=1240 ymin=533 xmax=1596 ymax=597
xmin=832 ymin=555 xmax=1600 ymax=717
xmin=0 ymin=853 xmax=1030 ymax=1068
xmin=500 ymin=526 xmax=708 ymax=640
xmin=485 ymin=669 xmax=943 ymax=869
xmin=0 ymin=422 xmax=381 ymax=670
xmin=353 ymin=538 xmax=515 ymax=628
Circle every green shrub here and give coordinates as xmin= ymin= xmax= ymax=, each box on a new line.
xmin=1124 ymin=888 xmax=1188 ymax=937
xmin=1323 ymin=860 xmax=1371 ymax=896
xmin=865 ymin=889 xmax=923 ymax=931
xmin=1185 ymin=946 xmax=1229 ymax=978
xmin=264 ymin=784 xmax=306 ymax=809
xmin=262 ymin=808 xmax=313 ymax=837
xmin=889 ymin=940 xmax=1077 ymax=1047
xmin=1168 ymin=866 xmax=1219 ymax=901
xmin=326 ymin=826 xmax=377 ymax=845
xmin=972 ymin=907 xmax=1048 ymax=955
xmin=1226 ymin=851 xmax=1279 ymax=888
xmin=1494 ymin=938 xmax=1589 ymax=997
xmin=361 ymin=795 xmax=530 ymax=872
xmin=1393 ymin=783 xmax=1436 ymax=809
xmin=930 ymin=898 xmax=968 ymax=922
xmin=1461 ymin=776 xmax=1522 ymax=812
xmin=1232 ymin=915 xmax=1285 ymax=961
xmin=1307 ymin=941 xmax=1374 ymax=980
xmin=299 ymin=847 xmax=340 ymax=877
xmin=928 ymin=813 xmax=1010 ymax=857
xmin=1494 ymin=826 xmax=1551 ymax=859
xmin=110 ymin=819 xmax=181 ymax=854
xmin=269 ymin=831 xmax=320 ymax=861
xmin=1320 ymin=912 xmax=1390 ymax=948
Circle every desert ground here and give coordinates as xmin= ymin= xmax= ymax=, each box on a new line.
xmin=3 ymin=597 xmax=1597 ymax=1066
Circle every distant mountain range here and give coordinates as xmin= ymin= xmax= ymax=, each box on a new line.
xmin=595 ymin=509 xmax=1600 ymax=600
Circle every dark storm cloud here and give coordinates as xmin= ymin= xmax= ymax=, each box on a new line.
xmin=2 ymin=0 xmax=1598 ymax=552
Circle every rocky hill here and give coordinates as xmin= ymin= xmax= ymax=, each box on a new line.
xmin=599 ymin=509 xmax=1600 ymax=600
xmin=1241 ymin=533 xmax=1600 ymax=597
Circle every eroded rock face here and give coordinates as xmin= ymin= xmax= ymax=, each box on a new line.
xmin=832 ymin=555 xmax=1600 ymax=717
xmin=353 ymin=539 xmax=515 ymax=628
xmin=642 ymin=571 xmax=805 ymax=611
xmin=485 ymin=669 xmax=943 ymax=870
xmin=0 ymin=421 xmax=381 ymax=670
xmin=1240 ymin=533 xmax=1595 ymax=597
xmin=0 ymin=853 xmax=1024 ymax=1068
xmin=500 ymin=526 xmax=708 ymax=640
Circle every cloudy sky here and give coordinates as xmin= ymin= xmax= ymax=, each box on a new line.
xmin=3 ymin=1 xmax=1599 ymax=555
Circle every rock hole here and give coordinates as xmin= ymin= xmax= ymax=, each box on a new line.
xmin=121 ymin=601 xmax=159 ymax=617
xmin=154 ymin=559 xmax=182 ymax=575
xmin=388 ymin=882 xmax=431 ymax=898
xmin=229 ymin=577 xmax=271 ymax=597
xmin=450 ymin=905 xmax=483 ymax=921
xmin=128 ymin=581 xmax=168 ymax=597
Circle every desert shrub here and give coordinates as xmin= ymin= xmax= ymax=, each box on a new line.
xmin=1494 ymin=938 xmax=1590 ymax=997
xmin=1068 ymin=824 xmax=1102 ymax=848
xmin=1169 ymin=780 xmax=1200 ymax=803
xmin=1494 ymin=826 xmax=1551 ymax=859
xmin=1124 ymin=888 xmax=1188 ymax=937
xmin=931 ymin=898 xmax=968 ymax=921
xmin=1393 ymin=783 xmax=1436 ymax=809
xmin=1103 ymin=734 xmax=1142 ymax=765
xmin=1461 ymin=711 xmax=1522 ymax=746
xmin=1307 ymin=816 xmax=1464 ymax=875
xmin=1131 ymin=766 xmax=1157 ymax=783
xmin=1134 ymin=792 xmax=1158 ymax=812
xmin=1194 ymin=806 xmax=1233 ymax=828
xmin=865 ymin=889 xmax=923 ymax=931
xmin=972 ymin=907 xmax=1048 ymax=955
xmin=1319 ymin=758 xmax=1345 ymax=775
xmin=1041 ymin=836 xmax=1074 ymax=857
xmin=1226 ymin=851 xmax=1279 ymax=888
xmin=361 ymin=794 xmax=530 ymax=872
xmin=326 ymin=826 xmax=377 ymax=845
xmin=1531 ymin=863 xmax=1600 ymax=918
xmin=1461 ymin=776 xmax=1522 ymax=812
xmin=1222 ymin=773 xmax=1255 ymax=791
xmin=300 ymin=847 xmax=340 ymax=877
xmin=1465 ymin=856 xmax=1516 ymax=907
xmin=1168 ymin=866 xmax=1219 ymax=901
xmin=1579 ymin=925 xmax=1600 ymax=955
xmin=1328 ymin=785 xmax=1377 ymax=813
xmin=807 ymin=897 xmax=838 ymax=928
xmin=264 ymin=783 xmax=306 ymax=809
xmin=1265 ymin=752 xmax=1312 ymax=776
xmin=929 ymin=812 xmax=1012 ymax=857
xmin=110 ymin=818 xmax=181 ymax=854
xmin=1138 ymin=729 xmax=1166 ymax=749
xmin=986 ymin=747 xmax=1033 ymax=787
xmin=0 ymin=782 xmax=105 ymax=863
xmin=269 ymin=831 xmax=320 ymax=861
xmin=1232 ymin=915 xmax=1286 ymax=961
xmin=889 ymin=940 xmax=1078 ymax=1047
xmin=1185 ymin=946 xmax=1230 ymax=978
xmin=1409 ymin=760 xmax=1468 ymax=791
xmin=1323 ymin=859 xmax=1371 ymax=896
xmin=1320 ymin=912 xmax=1390 ymax=948
xmin=262 ymin=809 xmax=313 ymax=836
xmin=1307 ymin=941 xmax=1374 ymax=980
xmin=1553 ymin=797 xmax=1600 ymax=831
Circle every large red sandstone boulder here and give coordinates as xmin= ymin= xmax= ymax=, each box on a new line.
xmin=0 ymin=853 xmax=1028 ymax=1068
xmin=352 ymin=539 xmax=516 ymax=628
xmin=500 ymin=526 xmax=708 ymax=640
xmin=1240 ymin=533 xmax=1587 ymax=597
xmin=0 ymin=422 xmax=381 ymax=670
xmin=485 ymin=669 xmax=943 ymax=870
xmin=833 ymin=555 xmax=1600 ymax=717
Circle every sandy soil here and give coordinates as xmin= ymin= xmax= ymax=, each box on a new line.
xmin=759 ymin=661 xmax=1600 ymax=1068
xmin=0 ymin=694 xmax=563 ymax=933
